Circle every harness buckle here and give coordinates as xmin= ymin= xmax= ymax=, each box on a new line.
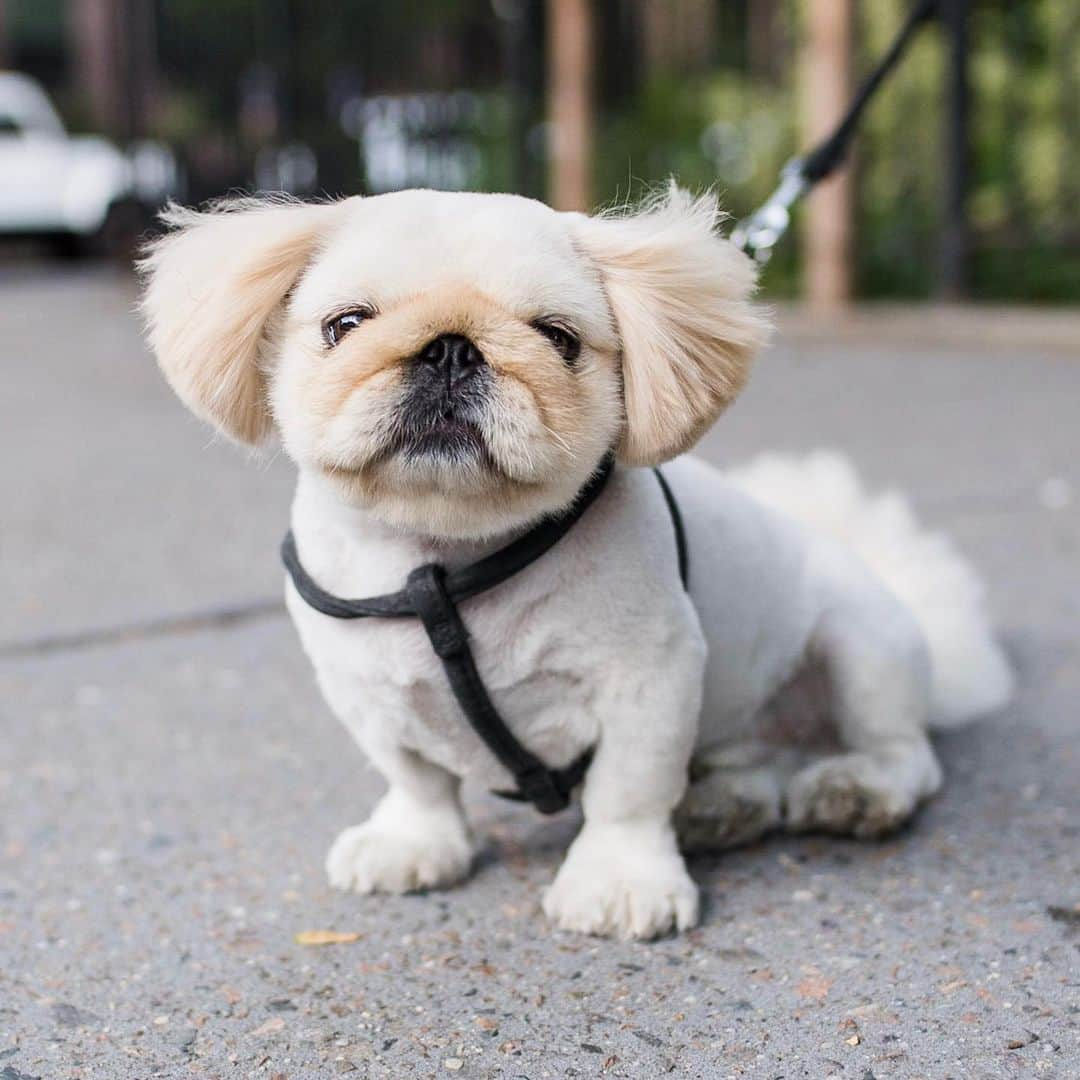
xmin=511 ymin=766 xmax=572 ymax=815
xmin=405 ymin=564 xmax=470 ymax=658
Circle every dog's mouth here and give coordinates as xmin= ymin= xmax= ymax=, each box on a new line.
xmin=316 ymin=361 xmax=517 ymax=488
xmin=317 ymin=409 xmax=498 ymax=487
xmin=371 ymin=400 xmax=504 ymax=481
xmin=385 ymin=364 xmax=496 ymax=469
xmin=399 ymin=416 xmax=486 ymax=461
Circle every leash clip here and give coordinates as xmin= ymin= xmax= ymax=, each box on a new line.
xmin=730 ymin=157 xmax=808 ymax=264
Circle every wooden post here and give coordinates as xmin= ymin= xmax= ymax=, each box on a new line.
xmin=546 ymin=0 xmax=593 ymax=211
xmin=801 ymin=0 xmax=854 ymax=308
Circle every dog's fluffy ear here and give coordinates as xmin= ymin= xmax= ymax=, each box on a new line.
xmin=573 ymin=188 xmax=769 ymax=466
xmin=140 ymin=198 xmax=343 ymax=444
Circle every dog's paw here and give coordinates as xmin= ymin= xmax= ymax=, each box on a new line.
xmin=326 ymin=819 xmax=473 ymax=894
xmin=676 ymin=765 xmax=784 ymax=852
xmin=785 ymin=751 xmax=939 ymax=839
xmin=542 ymin=823 xmax=699 ymax=940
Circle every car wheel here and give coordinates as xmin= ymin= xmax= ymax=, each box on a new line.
xmin=88 ymin=198 xmax=152 ymax=261
xmin=48 ymin=232 xmax=86 ymax=260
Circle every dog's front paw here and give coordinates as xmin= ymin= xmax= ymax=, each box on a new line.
xmin=542 ymin=823 xmax=699 ymax=940
xmin=326 ymin=818 xmax=473 ymax=894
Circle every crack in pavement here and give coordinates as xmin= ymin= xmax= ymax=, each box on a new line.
xmin=1 ymin=497 xmax=1070 ymax=662
xmin=0 ymin=598 xmax=286 ymax=660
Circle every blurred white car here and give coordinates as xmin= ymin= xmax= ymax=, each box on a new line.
xmin=0 ymin=71 xmax=175 ymax=253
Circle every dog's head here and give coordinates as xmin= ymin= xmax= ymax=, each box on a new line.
xmin=141 ymin=188 xmax=767 ymax=539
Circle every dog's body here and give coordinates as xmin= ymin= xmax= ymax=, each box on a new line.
xmin=141 ymin=187 xmax=1012 ymax=939
xmin=288 ymin=451 xmax=1010 ymax=936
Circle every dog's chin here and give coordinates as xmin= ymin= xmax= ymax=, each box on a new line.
xmin=315 ymin=434 xmax=597 ymax=542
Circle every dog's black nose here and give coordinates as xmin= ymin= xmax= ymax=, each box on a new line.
xmin=418 ymin=334 xmax=485 ymax=388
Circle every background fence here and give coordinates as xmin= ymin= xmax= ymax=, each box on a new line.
xmin=1 ymin=0 xmax=1077 ymax=302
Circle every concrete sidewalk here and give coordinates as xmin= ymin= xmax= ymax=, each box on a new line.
xmin=1 ymin=268 xmax=1077 ymax=1078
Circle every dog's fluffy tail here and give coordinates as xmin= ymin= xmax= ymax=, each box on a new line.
xmin=726 ymin=451 xmax=1013 ymax=728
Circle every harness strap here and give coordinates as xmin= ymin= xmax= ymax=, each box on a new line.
xmin=282 ymin=455 xmax=615 ymax=619
xmin=653 ymin=466 xmax=689 ymax=588
xmin=405 ymin=563 xmax=591 ymax=814
xmin=282 ymin=460 xmax=688 ymax=814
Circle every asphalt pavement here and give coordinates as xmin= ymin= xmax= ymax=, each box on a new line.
xmin=1 ymin=265 xmax=1077 ymax=1079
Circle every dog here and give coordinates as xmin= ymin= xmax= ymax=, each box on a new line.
xmin=140 ymin=187 xmax=1012 ymax=940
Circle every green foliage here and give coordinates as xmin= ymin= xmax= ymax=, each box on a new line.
xmin=857 ymin=0 xmax=1079 ymax=299
xmin=855 ymin=2 xmax=946 ymax=298
xmin=593 ymin=73 xmax=801 ymax=295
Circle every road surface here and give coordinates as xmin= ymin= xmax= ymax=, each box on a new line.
xmin=1 ymin=266 xmax=1077 ymax=1078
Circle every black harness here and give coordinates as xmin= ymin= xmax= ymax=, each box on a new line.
xmin=281 ymin=458 xmax=688 ymax=815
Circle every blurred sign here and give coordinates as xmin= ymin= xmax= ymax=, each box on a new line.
xmin=254 ymin=143 xmax=318 ymax=195
xmin=340 ymin=92 xmax=491 ymax=193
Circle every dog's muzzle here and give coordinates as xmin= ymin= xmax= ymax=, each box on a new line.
xmin=395 ymin=333 xmax=490 ymax=460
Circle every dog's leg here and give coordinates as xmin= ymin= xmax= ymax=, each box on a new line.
xmin=326 ymin=738 xmax=474 ymax=894
xmin=785 ymin=602 xmax=944 ymax=838
xmin=542 ymin=637 xmax=705 ymax=940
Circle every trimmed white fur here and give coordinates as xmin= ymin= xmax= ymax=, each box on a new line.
xmin=725 ymin=451 xmax=1013 ymax=728
xmin=140 ymin=187 xmax=1012 ymax=941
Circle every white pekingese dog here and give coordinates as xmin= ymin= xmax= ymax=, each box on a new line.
xmin=141 ymin=187 xmax=1012 ymax=940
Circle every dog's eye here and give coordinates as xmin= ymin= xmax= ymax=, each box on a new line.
xmin=323 ymin=307 xmax=374 ymax=347
xmin=533 ymin=320 xmax=581 ymax=366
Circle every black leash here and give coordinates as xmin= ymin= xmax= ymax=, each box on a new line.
xmin=732 ymin=0 xmax=940 ymax=262
xmin=282 ymin=459 xmax=689 ymax=815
